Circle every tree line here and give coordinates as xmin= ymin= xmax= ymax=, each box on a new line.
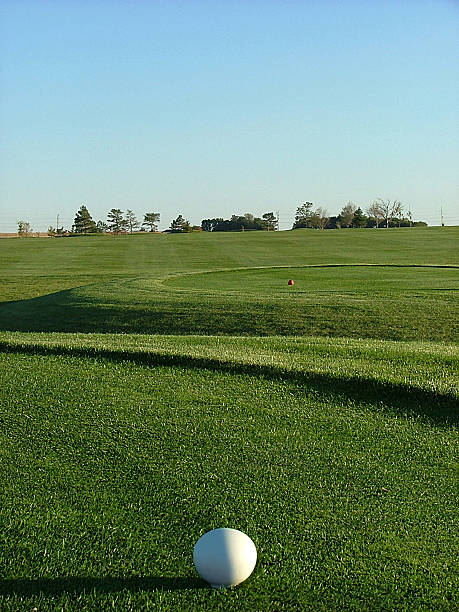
xmin=43 ymin=207 xmax=161 ymax=236
xmin=292 ymin=199 xmax=426 ymax=230
xmin=202 ymin=212 xmax=278 ymax=232
xmin=18 ymin=198 xmax=427 ymax=237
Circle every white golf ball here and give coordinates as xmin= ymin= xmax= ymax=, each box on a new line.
xmin=193 ymin=527 xmax=257 ymax=588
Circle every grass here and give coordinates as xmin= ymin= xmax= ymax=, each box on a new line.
xmin=0 ymin=232 xmax=457 ymax=342
xmin=0 ymin=227 xmax=458 ymax=610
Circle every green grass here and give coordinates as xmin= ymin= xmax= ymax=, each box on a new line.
xmin=0 ymin=230 xmax=457 ymax=341
xmin=0 ymin=228 xmax=458 ymax=610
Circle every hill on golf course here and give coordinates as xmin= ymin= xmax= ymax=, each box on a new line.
xmin=0 ymin=227 xmax=457 ymax=611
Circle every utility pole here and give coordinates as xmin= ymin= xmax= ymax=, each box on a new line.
xmin=441 ymin=206 xmax=444 ymax=227
xmin=276 ymin=210 xmax=280 ymax=231
xmin=56 ymin=214 xmax=60 ymax=234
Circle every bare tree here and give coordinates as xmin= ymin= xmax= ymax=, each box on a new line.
xmin=309 ymin=207 xmax=329 ymax=230
xmin=376 ymin=198 xmax=402 ymax=228
xmin=392 ymin=201 xmax=404 ymax=227
xmin=366 ymin=201 xmax=385 ymax=228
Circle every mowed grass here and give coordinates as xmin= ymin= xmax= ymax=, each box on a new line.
xmin=0 ymin=229 xmax=457 ymax=341
xmin=0 ymin=227 xmax=458 ymax=610
xmin=0 ymin=333 xmax=457 ymax=610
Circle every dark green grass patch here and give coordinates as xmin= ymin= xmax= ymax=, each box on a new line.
xmin=0 ymin=334 xmax=457 ymax=610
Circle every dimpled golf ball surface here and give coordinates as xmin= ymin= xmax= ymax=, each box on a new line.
xmin=193 ymin=528 xmax=257 ymax=588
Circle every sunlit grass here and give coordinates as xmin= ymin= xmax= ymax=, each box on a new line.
xmin=0 ymin=228 xmax=458 ymax=610
xmin=0 ymin=333 xmax=457 ymax=610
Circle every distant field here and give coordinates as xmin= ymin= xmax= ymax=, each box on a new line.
xmin=0 ymin=227 xmax=457 ymax=611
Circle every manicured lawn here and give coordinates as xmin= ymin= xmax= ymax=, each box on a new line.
xmin=0 ymin=227 xmax=457 ymax=610
xmin=0 ymin=333 xmax=457 ymax=610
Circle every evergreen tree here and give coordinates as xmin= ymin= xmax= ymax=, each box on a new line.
xmin=125 ymin=209 xmax=140 ymax=233
xmin=351 ymin=207 xmax=367 ymax=228
xmin=292 ymin=202 xmax=314 ymax=229
xmin=74 ymin=205 xmax=97 ymax=234
xmin=96 ymin=220 xmax=109 ymax=233
xmin=107 ymin=209 xmax=126 ymax=234
xmin=262 ymin=212 xmax=278 ymax=231
xmin=142 ymin=212 xmax=160 ymax=232
xmin=169 ymin=214 xmax=191 ymax=233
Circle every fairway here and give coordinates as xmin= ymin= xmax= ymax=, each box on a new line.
xmin=0 ymin=228 xmax=458 ymax=611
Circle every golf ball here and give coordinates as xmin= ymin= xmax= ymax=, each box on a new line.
xmin=193 ymin=528 xmax=257 ymax=588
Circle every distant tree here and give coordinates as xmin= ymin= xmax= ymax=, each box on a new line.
xmin=375 ymin=198 xmax=402 ymax=228
xmin=125 ymin=209 xmax=140 ymax=233
xmin=351 ymin=207 xmax=367 ymax=228
xmin=96 ymin=220 xmax=109 ymax=233
xmin=366 ymin=201 xmax=385 ymax=228
xmin=142 ymin=212 xmax=160 ymax=232
xmin=202 ymin=213 xmax=274 ymax=232
xmin=309 ymin=207 xmax=329 ymax=230
xmin=17 ymin=221 xmax=31 ymax=236
xmin=170 ymin=214 xmax=191 ymax=233
xmin=201 ymin=218 xmax=218 ymax=232
xmin=74 ymin=205 xmax=97 ymax=234
xmin=338 ymin=202 xmax=356 ymax=228
xmin=391 ymin=201 xmax=404 ymax=227
xmin=107 ymin=208 xmax=127 ymax=234
xmin=325 ymin=216 xmax=340 ymax=229
xmin=262 ymin=212 xmax=278 ymax=231
xmin=211 ymin=218 xmax=231 ymax=232
xmin=47 ymin=226 xmax=56 ymax=237
xmin=292 ymin=202 xmax=314 ymax=229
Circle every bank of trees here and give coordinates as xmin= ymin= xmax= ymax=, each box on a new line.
xmin=292 ymin=200 xmax=426 ymax=230
xmin=42 ymin=199 xmax=426 ymax=238
xmin=66 ymin=206 xmax=161 ymax=234
xmin=201 ymin=212 xmax=278 ymax=232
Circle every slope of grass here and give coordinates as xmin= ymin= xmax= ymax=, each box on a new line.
xmin=0 ymin=333 xmax=457 ymax=610
xmin=0 ymin=266 xmax=456 ymax=341
xmin=1 ymin=229 xmax=457 ymax=341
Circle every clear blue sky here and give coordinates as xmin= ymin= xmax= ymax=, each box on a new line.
xmin=1 ymin=0 xmax=458 ymax=231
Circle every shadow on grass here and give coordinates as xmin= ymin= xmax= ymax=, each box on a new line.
xmin=0 ymin=286 xmax=458 ymax=342
xmin=0 ymin=575 xmax=206 ymax=597
xmin=0 ymin=341 xmax=457 ymax=426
